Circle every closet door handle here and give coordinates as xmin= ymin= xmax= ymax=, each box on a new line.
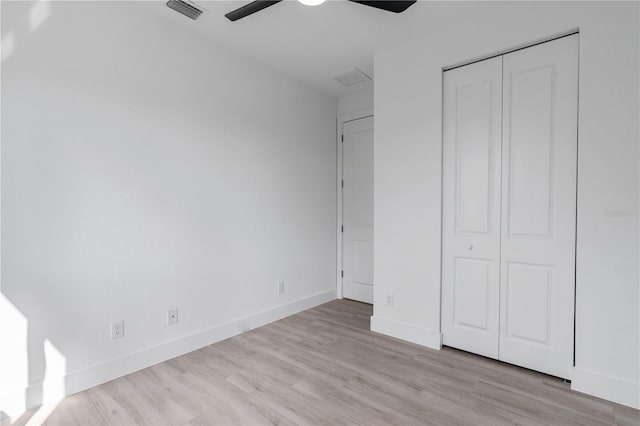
xmin=467 ymin=245 xmax=474 ymax=250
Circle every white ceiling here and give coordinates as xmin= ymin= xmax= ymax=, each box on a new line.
xmin=141 ymin=0 xmax=503 ymax=98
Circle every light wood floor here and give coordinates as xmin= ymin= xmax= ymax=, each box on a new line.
xmin=12 ymin=300 xmax=640 ymax=425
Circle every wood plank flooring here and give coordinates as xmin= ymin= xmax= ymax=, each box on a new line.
xmin=12 ymin=300 xmax=640 ymax=425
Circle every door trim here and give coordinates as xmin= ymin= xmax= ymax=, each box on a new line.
xmin=442 ymin=29 xmax=579 ymax=72
xmin=337 ymin=109 xmax=374 ymax=299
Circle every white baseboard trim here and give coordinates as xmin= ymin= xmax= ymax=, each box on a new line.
xmin=571 ymin=366 xmax=640 ymax=409
xmin=370 ymin=315 xmax=442 ymax=350
xmin=0 ymin=289 xmax=336 ymax=421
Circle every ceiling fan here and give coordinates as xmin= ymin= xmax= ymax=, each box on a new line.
xmin=224 ymin=0 xmax=417 ymax=22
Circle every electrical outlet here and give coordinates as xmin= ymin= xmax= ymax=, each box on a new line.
xmin=167 ymin=308 xmax=178 ymax=325
xmin=111 ymin=320 xmax=124 ymax=339
xmin=277 ymin=281 xmax=285 ymax=294
xmin=385 ymin=294 xmax=394 ymax=307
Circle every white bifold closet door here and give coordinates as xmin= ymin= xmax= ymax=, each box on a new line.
xmin=442 ymin=34 xmax=578 ymax=379
xmin=442 ymin=57 xmax=503 ymax=360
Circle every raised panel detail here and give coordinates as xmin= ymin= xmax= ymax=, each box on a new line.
xmin=507 ymin=65 xmax=555 ymax=237
xmin=352 ymin=241 xmax=373 ymax=286
xmin=454 ymin=80 xmax=495 ymax=234
xmin=454 ymin=257 xmax=491 ymax=331
xmin=352 ymin=130 xmax=374 ymax=225
xmin=505 ymin=262 xmax=552 ymax=345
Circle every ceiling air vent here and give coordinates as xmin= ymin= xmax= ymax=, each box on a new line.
xmin=332 ymin=68 xmax=371 ymax=87
xmin=167 ymin=0 xmax=204 ymax=20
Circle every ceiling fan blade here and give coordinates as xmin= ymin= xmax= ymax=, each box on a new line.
xmin=225 ymin=0 xmax=283 ymax=21
xmin=348 ymin=0 xmax=416 ymax=13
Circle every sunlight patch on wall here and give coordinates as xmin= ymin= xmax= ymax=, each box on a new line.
xmin=29 ymin=0 xmax=51 ymax=33
xmin=1 ymin=32 xmax=15 ymax=63
xmin=41 ymin=339 xmax=67 ymax=404
xmin=0 ymin=295 xmax=29 ymax=418
xmin=24 ymin=339 xmax=67 ymax=426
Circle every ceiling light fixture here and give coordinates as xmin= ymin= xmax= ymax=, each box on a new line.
xmin=298 ymin=0 xmax=326 ymax=6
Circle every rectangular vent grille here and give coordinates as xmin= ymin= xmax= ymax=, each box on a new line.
xmin=332 ymin=68 xmax=371 ymax=87
xmin=167 ymin=0 xmax=203 ymax=20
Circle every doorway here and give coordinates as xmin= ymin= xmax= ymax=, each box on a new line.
xmin=340 ymin=115 xmax=374 ymax=304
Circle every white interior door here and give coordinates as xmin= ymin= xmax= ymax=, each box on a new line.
xmin=342 ymin=116 xmax=374 ymax=304
xmin=442 ymin=57 xmax=503 ymax=359
xmin=499 ymin=34 xmax=578 ymax=379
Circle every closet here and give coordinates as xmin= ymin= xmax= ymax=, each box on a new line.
xmin=441 ymin=34 xmax=579 ymax=379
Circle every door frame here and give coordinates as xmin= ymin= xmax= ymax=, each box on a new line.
xmin=439 ymin=33 xmax=580 ymax=375
xmin=337 ymin=109 xmax=374 ymax=299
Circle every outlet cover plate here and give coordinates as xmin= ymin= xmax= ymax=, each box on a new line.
xmin=111 ymin=320 xmax=124 ymax=339
xmin=385 ymin=294 xmax=394 ymax=306
xmin=168 ymin=308 xmax=178 ymax=325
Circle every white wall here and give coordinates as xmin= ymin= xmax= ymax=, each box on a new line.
xmin=0 ymin=1 xmax=337 ymax=418
xmin=338 ymin=88 xmax=373 ymax=118
xmin=373 ymin=1 xmax=639 ymax=408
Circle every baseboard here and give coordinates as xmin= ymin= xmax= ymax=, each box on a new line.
xmin=571 ymin=367 xmax=640 ymax=409
xmin=370 ymin=315 xmax=442 ymax=350
xmin=0 ymin=289 xmax=337 ymax=421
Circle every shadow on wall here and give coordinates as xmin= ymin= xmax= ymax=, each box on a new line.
xmin=1 ymin=1 xmax=68 ymax=424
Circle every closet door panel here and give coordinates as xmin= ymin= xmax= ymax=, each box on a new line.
xmin=499 ymin=34 xmax=579 ymax=379
xmin=507 ymin=64 xmax=555 ymax=237
xmin=442 ymin=57 xmax=502 ymax=359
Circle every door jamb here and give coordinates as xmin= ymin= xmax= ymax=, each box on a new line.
xmin=336 ymin=109 xmax=374 ymax=299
